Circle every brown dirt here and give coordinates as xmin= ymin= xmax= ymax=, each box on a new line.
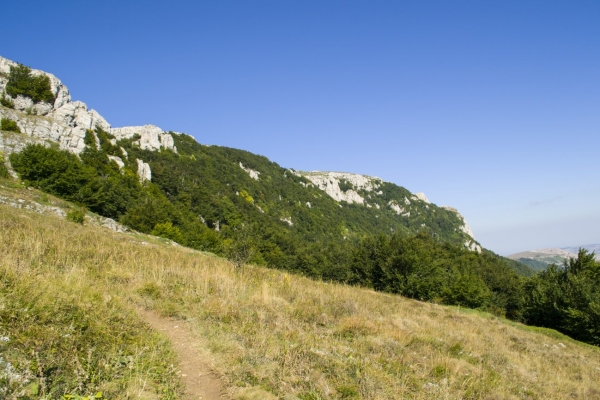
xmin=137 ymin=308 xmax=227 ymax=400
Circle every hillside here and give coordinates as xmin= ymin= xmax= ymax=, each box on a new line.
xmin=1 ymin=183 xmax=600 ymax=399
xmin=0 ymin=54 xmax=478 ymax=250
xmin=0 ymin=56 xmax=539 ymax=313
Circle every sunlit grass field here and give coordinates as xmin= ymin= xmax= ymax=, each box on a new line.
xmin=1 ymin=182 xmax=599 ymax=399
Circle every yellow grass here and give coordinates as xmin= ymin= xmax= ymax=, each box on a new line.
xmin=1 ymin=184 xmax=600 ymax=399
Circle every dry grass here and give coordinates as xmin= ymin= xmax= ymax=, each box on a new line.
xmin=1 ymin=184 xmax=600 ymax=399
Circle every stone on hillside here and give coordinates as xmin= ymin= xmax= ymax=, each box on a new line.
xmin=111 ymin=124 xmax=176 ymax=152
xmin=136 ymin=159 xmax=151 ymax=182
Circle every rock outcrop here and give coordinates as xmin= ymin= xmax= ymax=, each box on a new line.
xmin=297 ymin=171 xmax=382 ymax=205
xmin=111 ymin=125 xmax=176 ymax=153
xmin=136 ymin=159 xmax=152 ymax=182
xmin=0 ymin=56 xmax=176 ymax=157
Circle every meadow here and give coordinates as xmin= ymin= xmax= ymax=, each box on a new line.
xmin=1 ymin=182 xmax=599 ymax=399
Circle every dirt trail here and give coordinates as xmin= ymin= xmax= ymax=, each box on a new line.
xmin=137 ymin=309 xmax=226 ymax=400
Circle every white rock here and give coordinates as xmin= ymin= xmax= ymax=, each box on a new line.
xmin=12 ymin=95 xmax=34 ymax=111
xmin=239 ymin=162 xmax=260 ymax=180
xmin=413 ymin=192 xmax=430 ymax=203
xmin=297 ymin=171 xmax=383 ymax=204
xmin=136 ymin=159 xmax=151 ymax=182
xmin=0 ymin=55 xmax=179 ymax=157
xmin=111 ymin=124 xmax=176 ymax=152
xmin=108 ymin=155 xmax=124 ymax=169
xmin=388 ymin=201 xmax=405 ymax=215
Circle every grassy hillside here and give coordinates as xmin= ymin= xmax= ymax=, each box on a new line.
xmin=1 ymin=182 xmax=599 ymax=399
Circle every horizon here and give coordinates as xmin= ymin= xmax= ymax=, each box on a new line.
xmin=2 ymin=0 xmax=598 ymax=255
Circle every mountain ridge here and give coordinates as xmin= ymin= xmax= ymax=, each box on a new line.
xmin=0 ymin=54 xmax=480 ymax=251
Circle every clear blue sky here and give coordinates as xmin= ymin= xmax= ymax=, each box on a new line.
xmin=2 ymin=1 xmax=599 ymax=255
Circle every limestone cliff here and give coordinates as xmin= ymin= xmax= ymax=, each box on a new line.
xmin=0 ymin=55 xmax=177 ymax=182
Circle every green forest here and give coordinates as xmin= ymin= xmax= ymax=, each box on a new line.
xmin=6 ymin=125 xmax=600 ymax=346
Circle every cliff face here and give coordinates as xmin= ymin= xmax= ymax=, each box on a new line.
xmin=0 ymin=55 xmax=176 ymax=181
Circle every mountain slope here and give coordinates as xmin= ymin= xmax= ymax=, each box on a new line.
xmin=0 ymin=193 xmax=598 ymax=399
xmin=1 ymin=55 xmax=535 ymax=315
xmin=0 ymin=54 xmax=476 ymax=250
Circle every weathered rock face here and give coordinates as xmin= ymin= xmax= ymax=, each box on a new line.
xmin=298 ymin=171 xmax=382 ymax=204
xmin=0 ymin=56 xmax=111 ymax=154
xmin=111 ymin=125 xmax=177 ymax=153
xmin=136 ymin=159 xmax=152 ymax=182
xmin=0 ymin=55 xmax=175 ymax=157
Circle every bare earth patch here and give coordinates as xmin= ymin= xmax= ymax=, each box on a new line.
xmin=138 ymin=308 xmax=227 ymax=400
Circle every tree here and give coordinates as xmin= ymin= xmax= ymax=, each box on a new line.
xmin=524 ymin=249 xmax=600 ymax=345
xmin=5 ymin=64 xmax=55 ymax=104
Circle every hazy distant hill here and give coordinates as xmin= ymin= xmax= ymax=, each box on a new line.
xmin=507 ymin=244 xmax=600 ymax=270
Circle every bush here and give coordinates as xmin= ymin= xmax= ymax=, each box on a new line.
xmin=0 ymin=152 xmax=9 ymax=179
xmin=151 ymin=221 xmax=184 ymax=243
xmin=66 ymin=207 xmax=86 ymax=224
xmin=1 ymin=118 xmax=20 ymax=133
xmin=0 ymin=93 xmax=14 ymax=108
xmin=5 ymin=63 xmax=55 ymax=104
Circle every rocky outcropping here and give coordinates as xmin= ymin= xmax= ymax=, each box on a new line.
xmin=297 ymin=171 xmax=382 ymax=205
xmin=111 ymin=125 xmax=176 ymax=152
xmin=0 ymin=56 xmax=176 ymax=157
xmin=0 ymin=56 xmax=109 ymax=154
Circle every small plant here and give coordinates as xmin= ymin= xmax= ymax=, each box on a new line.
xmin=62 ymin=392 xmax=103 ymax=400
xmin=0 ymin=118 xmax=20 ymax=133
xmin=0 ymin=93 xmax=14 ymax=108
xmin=0 ymin=152 xmax=9 ymax=179
xmin=66 ymin=207 xmax=86 ymax=224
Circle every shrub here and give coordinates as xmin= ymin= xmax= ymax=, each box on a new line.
xmin=5 ymin=63 xmax=55 ymax=104
xmin=0 ymin=152 xmax=9 ymax=179
xmin=0 ymin=93 xmax=14 ymax=108
xmin=0 ymin=118 xmax=20 ymax=133
xmin=66 ymin=207 xmax=86 ymax=224
xmin=151 ymin=221 xmax=184 ymax=243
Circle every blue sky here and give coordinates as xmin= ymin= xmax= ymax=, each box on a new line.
xmin=2 ymin=1 xmax=599 ymax=255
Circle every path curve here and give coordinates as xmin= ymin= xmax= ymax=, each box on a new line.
xmin=138 ymin=308 xmax=226 ymax=400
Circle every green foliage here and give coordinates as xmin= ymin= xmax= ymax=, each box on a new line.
xmin=524 ymin=249 xmax=600 ymax=345
xmin=5 ymin=63 xmax=55 ymax=104
xmin=349 ymin=232 xmax=525 ymax=316
xmin=1 ymin=117 xmax=20 ymax=133
xmin=0 ymin=93 xmax=14 ymax=108
xmin=0 ymin=152 xmax=9 ymax=179
xmin=66 ymin=207 xmax=87 ymax=224
xmin=152 ymin=222 xmax=184 ymax=243
xmin=10 ymin=144 xmax=93 ymax=197
xmin=338 ymin=179 xmax=354 ymax=192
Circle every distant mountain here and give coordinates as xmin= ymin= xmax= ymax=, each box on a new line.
xmin=561 ymin=244 xmax=600 ymax=255
xmin=507 ymin=245 xmax=600 ymax=271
